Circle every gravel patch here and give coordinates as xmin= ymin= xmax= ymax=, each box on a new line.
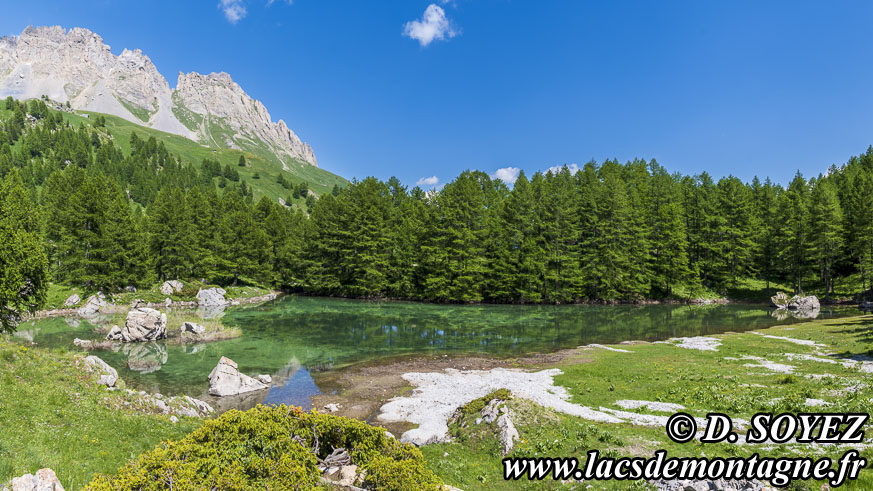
xmin=584 ymin=344 xmax=631 ymax=353
xmin=750 ymin=332 xmax=823 ymax=347
xmin=741 ymin=355 xmax=795 ymax=374
xmin=378 ymin=368 xmax=624 ymax=445
xmin=658 ymin=336 xmax=722 ymax=351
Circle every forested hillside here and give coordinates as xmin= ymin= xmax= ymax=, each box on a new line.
xmin=1 ymin=97 xmax=872 ymax=327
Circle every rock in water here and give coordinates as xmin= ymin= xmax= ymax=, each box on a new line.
xmin=77 ymin=293 xmax=106 ymax=316
xmin=197 ymin=287 xmax=227 ymax=307
xmin=63 ymin=294 xmax=80 ymax=307
xmin=6 ymin=468 xmax=64 ymax=491
xmin=160 ymin=280 xmax=183 ymax=296
xmin=84 ymin=355 xmax=118 ymax=387
xmin=207 ymin=356 xmax=268 ymax=396
xmin=788 ymin=295 xmax=820 ymax=311
xmin=121 ymin=307 xmax=167 ymax=342
xmin=105 ymin=325 xmax=123 ymax=341
xmin=770 ymin=291 xmax=791 ymax=309
xmin=256 ymin=374 xmax=272 ymax=385
xmin=181 ymin=322 xmax=205 ymax=335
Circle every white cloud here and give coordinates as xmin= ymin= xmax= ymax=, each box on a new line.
xmin=266 ymin=0 xmax=292 ymax=6
xmin=221 ymin=0 xmax=247 ymax=23
xmin=546 ymin=163 xmax=581 ymax=175
xmin=491 ymin=167 xmax=521 ymax=185
xmin=403 ymin=4 xmax=458 ymax=47
xmin=416 ymin=175 xmax=440 ymax=187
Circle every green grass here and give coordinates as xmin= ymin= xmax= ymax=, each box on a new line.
xmin=115 ymin=97 xmax=155 ymax=123
xmin=422 ymin=315 xmax=873 ymax=489
xmin=58 ymin=109 xmax=347 ymax=205
xmin=0 ymin=342 xmax=200 ymax=488
xmin=44 ymin=283 xmax=85 ymax=310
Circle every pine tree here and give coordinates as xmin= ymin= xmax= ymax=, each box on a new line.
xmin=0 ymin=170 xmax=48 ymax=332
xmin=540 ymin=166 xmax=581 ymax=303
xmin=648 ymin=161 xmax=691 ymax=295
xmin=777 ymin=172 xmax=811 ymax=294
xmin=809 ymin=178 xmax=843 ymax=299
xmin=716 ymin=176 xmax=755 ymax=289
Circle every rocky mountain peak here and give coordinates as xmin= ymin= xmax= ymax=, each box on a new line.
xmin=0 ymin=25 xmax=318 ymax=167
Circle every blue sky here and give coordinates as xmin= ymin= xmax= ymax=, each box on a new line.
xmin=3 ymin=1 xmax=873 ymax=187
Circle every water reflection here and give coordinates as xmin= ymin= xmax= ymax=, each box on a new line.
xmin=9 ymin=297 xmax=858 ymax=411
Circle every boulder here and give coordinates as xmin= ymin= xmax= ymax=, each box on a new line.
xmin=125 ymin=286 xmax=137 ymax=293
xmin=84 ymin=355 xmax=118 ymax=387
xmin=256 ymin=374 xmax=272 ymax=385
xmin=121 ymin=308 xmax=167 ymax=342
xmin=160 ymin=280 xmax=183 ymax=296
xmin=322 ymin=465 xmax=358 ymax=487
xmin=63 ymin=294 xmax=80 ymax=307
xmin=496 ymin=413 xmax=519 ymax=455
xmin=183 ymin=395 xmax=215 ymax=416
xmin=197 ymin=287 xmax=227 ymax=307
xmin=73 ymin=338 xmax=93 ymax=349
xmin=788 ymin=295 xmax=820 ymax=311
xmin=323 ymin=403 xmax=341 ymax=413
xmin=164 ymin=297 xmax=173 ymax=308
xmin=181 ymin=322 xmax=205 ymax=335
xmin=77 ymin=293 xmax=106 ymax=316
xmin=207 ymin=356 xmax=269 ymax=396
xmin=6 ymin=468 xmax=64 ymax=491
xmin=105 ymin=325 xmax=123 ymax=341
xmin=770 ymin=291 xmax=791 ymax=309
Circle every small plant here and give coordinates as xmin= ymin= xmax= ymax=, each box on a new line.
xmin=458 ymin=388 xmax=512 ymax=416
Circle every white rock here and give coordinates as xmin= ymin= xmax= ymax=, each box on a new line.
xmin=256 ymin=374 xmax=272 ymax=384
xmin=63 ymin=294 xmax=80 ymax=307
xmin=496 ymin=413 xmax=519 ymax=455
xmin=160 ymin=280 xmax=183 ymax=296
xmin=196 ymin=287 xmax=227 ymax=307
xmin=84 ymin=355 xmax=118 ymax=387
xmin=77 ymin=293 xmax=106 ymax=316
xmin=323 ymin=403 xmax=341 ymax=413
xmin=121 ymin=308 xmax=167 ymax=342
xmin=322 ymin=465 xmax=357 ymax=487
xmin=6 ymin=468 xmax=64 ymax=491
xmin=105 ymin=325 xmax=122 ymax=341
xmin=181 ymin=322 xmax=205 ymax=335
xmin=183 ymin=395 xmax=215 ymax=416
xmin=207 ymin=356 xmax=269 ymax=397
xmin=170 ymin=415 xmax=178 ymax=423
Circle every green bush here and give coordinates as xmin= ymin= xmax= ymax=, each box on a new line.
xmin=85 ymin=405 xmax=442 ymax=490
xmin=458 ymin=388 xmax=512 ymax=416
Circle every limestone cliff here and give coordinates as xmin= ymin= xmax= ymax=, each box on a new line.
xmin=0 ymin=26 xmax=317 ymax=167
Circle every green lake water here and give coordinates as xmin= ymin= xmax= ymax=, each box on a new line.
xmin=7 ymin=296 xmax=858 ymax=411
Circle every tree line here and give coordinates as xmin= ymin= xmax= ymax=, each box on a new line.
xmin=2 ymin=97 xmax=872 ymax=331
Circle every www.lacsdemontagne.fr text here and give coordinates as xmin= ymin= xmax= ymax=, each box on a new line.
xmin=503 ymin=412 xmax=869 ymax=487
xmin=503 ymin=449 xmax=865 ymax=487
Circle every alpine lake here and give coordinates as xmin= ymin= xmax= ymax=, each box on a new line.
xmin=7 ymin=296 xmax=858 ymax=414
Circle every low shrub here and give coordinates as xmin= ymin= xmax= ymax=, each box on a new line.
xmin=85 ymin=404 xmax=442 ymax=490
xmin=457 ymin=388 xmax=512 ymax=417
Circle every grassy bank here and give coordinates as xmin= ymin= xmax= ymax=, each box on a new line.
xmin=41 ymin=281 xmax=275 ymax=311
xmin=0 ymin=342 xmax=200 ymax=488
xmin=421 ymin=314 xmax=873 ymax=490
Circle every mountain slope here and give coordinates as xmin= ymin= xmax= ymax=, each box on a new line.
xmin=0 ymin=25 xmax=319 ymax=170
xmin=52 ymin=108 xmax=346 ymax=204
